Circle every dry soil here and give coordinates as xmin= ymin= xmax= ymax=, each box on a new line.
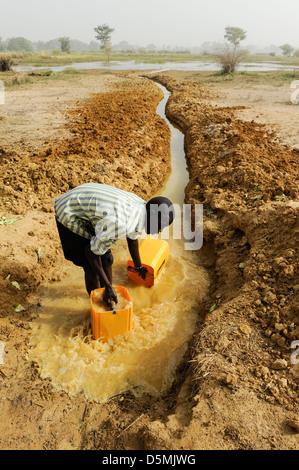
xmin=0 ymin=68 xmax=298 ymax=450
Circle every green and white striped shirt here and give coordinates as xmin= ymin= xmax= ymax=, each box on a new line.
xmin=54 ymin=183 xmax=146 ymax=255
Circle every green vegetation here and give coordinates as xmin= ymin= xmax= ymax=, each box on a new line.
xmin=240 ymin=53 xmax=299 ymax=66
xmin=2 ymin=66 xmax=298 ymax=93
xmin=224 ymin=26 xmax=247 ymax=51
xmin=0 ymin=67 xmax=87 ymax=88
xmin=0 ymin=216 xmax=21 ymax=225
xmin=1 ymin=50 xmax=297 ymax=69
xmin=217 ymin=26 xmax=247 ymax=74
xmin=59 ymin=37 xmax=71 ymax=54
xmin=7 ymin=37 xmax=33 ymax=52
xmin=280 ymin=44 xmax=295 ymax=57
xmin=184 ymin=69 xmax=299 ymax=87
xmin=0 ymin=55 xmax=13 ymax=71
xmin=94 ymin=24 xmax=114 ymax=61
xmin=0 ymin=48 xmax=298 ymax=91
xmin=5 ymin=50 xmax=207 ymax=67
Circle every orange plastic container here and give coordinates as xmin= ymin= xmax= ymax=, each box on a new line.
xmin=127 ymin=238 xmax=169 ymax=287
xmin=90 ymin=287 xmax=133 ymax=342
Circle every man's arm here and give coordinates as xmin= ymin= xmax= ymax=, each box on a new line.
xmin=126 ymin=238 xmax=147 ymax=280
xmin=84 ymin=245 xmax=117 ymax=304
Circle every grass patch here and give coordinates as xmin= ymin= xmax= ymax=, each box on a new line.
xmin=0 ymin=68 xmax=87 ymax=88
xmin=56 ymin=68 xmax=83 ymax=74
xmin=10 ymin=51 xmax=213 ymax=67
xmin=188 ymin=69 xmax=299 ymax=87
xmin=245 ymin=54 xmax=299 ymax=67
xmin=48 ymin=68 xmax=86 ymax=80
xmin=0 ymin=72 xmax=34 ymax=87
xmin=8 ymin=116 xmax=26 ymax=125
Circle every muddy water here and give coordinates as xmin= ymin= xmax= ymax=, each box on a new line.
xmin=154 ymin=83 xmax=189 ymax=206
xmin=28 ymin=84 xmax=210 ymax=403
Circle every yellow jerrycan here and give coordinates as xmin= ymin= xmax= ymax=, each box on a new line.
xmin=90 ymin=286 xmax=133 ymax=341
xmin=127 ymin=238 xmax=169 ymax=287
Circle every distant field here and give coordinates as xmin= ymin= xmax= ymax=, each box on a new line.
xmin=1 ymin=67 xmax=299 ymax=92
xmin=182 ymin=69 xmax=299 ymax=86
xmin=2 ymin=50 xmax=299 ymax=68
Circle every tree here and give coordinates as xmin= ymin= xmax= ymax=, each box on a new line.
xmin=0 ymin=37 xmax=5 ymax=52
xmin=280 ymin=44 xmax=294 ymax=57
xmin=94 ymin=24 xmax=114 ymax=61
xmin=59 ymin=37 xmax=71 ymax=54
xmin=224 ymin=26 xmax=247 ymax=52
xmin=217 ymin=26 xmax=247 ymax=74
xmin=7 ymin=37 xmax=33 ymax=52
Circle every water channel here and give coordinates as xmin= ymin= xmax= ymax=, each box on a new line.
xmin=28 ymin=82 xmax=210 ymax=403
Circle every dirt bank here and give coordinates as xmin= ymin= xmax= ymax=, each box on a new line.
xmin=149 ymin=72 xmax=299 ymax=449
xmin=0 ymin=69 xmax=298 ymax=450
xmin=0 ymin=71 xmax=172 ymax=450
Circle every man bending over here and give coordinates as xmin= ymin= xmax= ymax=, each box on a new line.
xmin=54 ymin=183 xmax=174 ymax=307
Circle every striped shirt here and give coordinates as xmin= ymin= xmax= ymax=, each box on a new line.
xmin=54 ymin=183 xmax=146 ymax=255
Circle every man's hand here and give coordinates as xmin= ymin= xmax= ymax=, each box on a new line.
xmin=136 ymin=265 xmax=148 ymax=280
xmin=126 ymin=238 xmax=147 ymax=280
xmin=103 ymin=285 xmax=118 ymax=306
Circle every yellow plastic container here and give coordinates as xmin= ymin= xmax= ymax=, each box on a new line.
xmin=127 ymin=238 xmax=169 ymax=287
xmin=90 ymin=287 xmax=133 ymax=342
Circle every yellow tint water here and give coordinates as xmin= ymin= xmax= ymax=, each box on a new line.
xmin=92 ymin=289 xmax=132 ymax=312
xmin=28 ymin=83 xmax=210 ymax=403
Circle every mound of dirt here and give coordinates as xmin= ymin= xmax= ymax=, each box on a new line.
xmin=0 ymin=73 xmax=173 ymax=450
xmin=142 ymin=73 xmax=298 ymax=449
xmin=0 ymin=78 xmax=170 ymax=215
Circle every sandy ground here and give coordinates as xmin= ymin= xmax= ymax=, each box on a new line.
xmin=210 ymin=79 xmax=299 ymax=151
xmin=0 ymin=69 xmax=298 ymax=450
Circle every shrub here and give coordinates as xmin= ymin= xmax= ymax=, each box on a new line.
xmin=0 ymin=55 xmax=13 ymax=72
xmin=216 ymin=46 xmax=244 ymax=74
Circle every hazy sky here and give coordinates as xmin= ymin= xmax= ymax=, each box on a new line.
xmin=1 ymin=0 xmax=298 ymax=48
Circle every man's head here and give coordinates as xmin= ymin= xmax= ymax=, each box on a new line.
xmin=145 ymin=196 xmax=175 ymax=235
